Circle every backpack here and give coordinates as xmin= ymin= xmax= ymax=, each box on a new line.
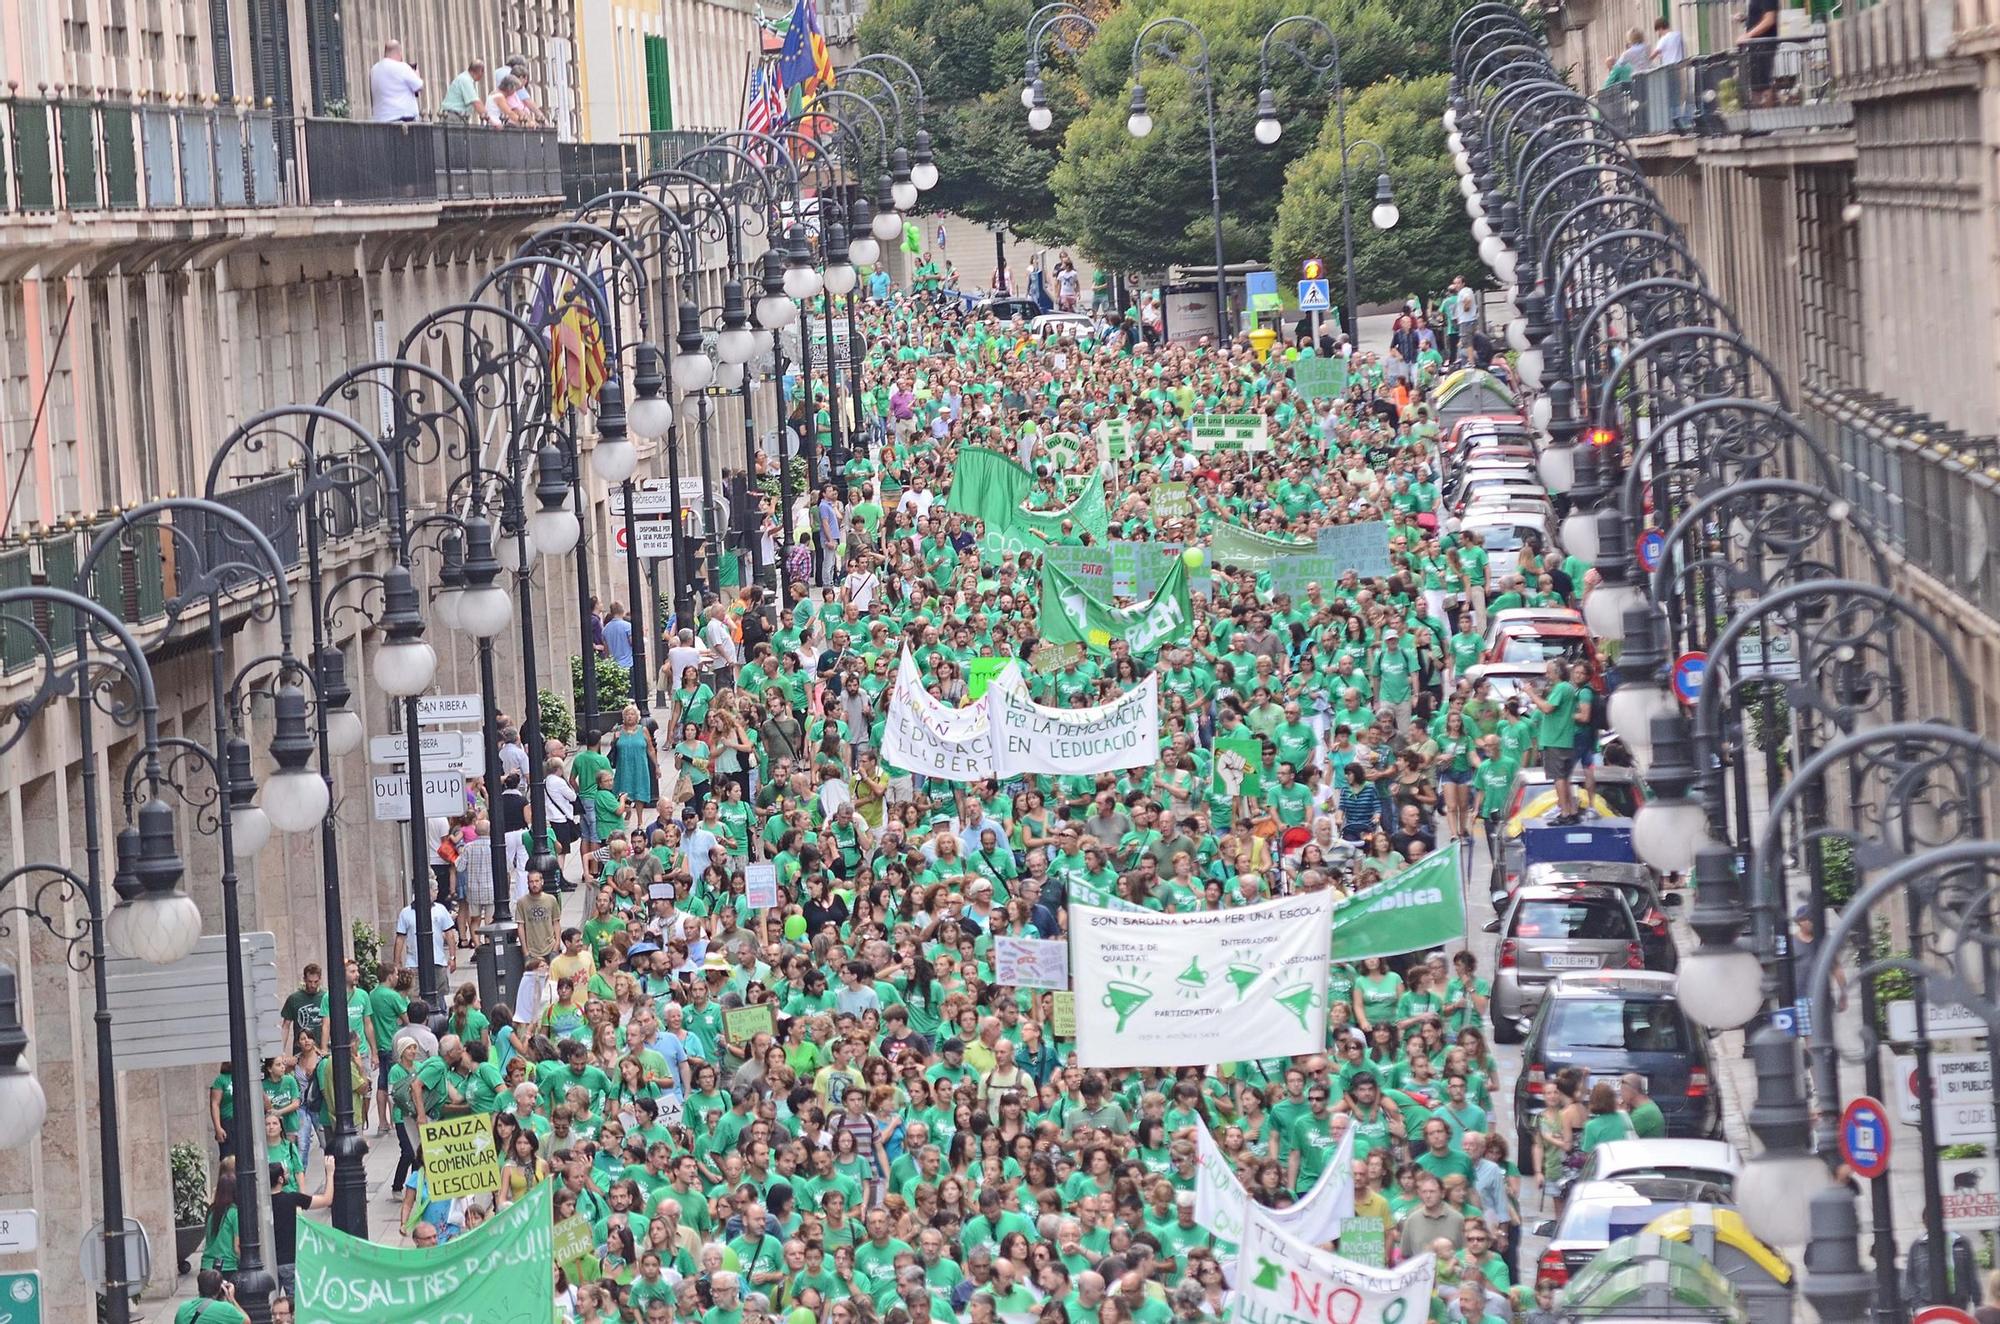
xmin=389 ymin=1068 xmax=416 ymax=1119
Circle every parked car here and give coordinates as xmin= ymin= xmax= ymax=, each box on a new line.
xmin=974 ymin=296 xmax=1044 ymax=322
xmin=1504 ymin=765 xmax=1648 ymax=831
xmin=1460 ymin=506 xmax=1557 ymax=581
xmin=1032 ymin=312 xmax=1094 ymax=338
xmin=1462 ymin=661 xmax=1544 ymax=702
xmin=1446 ymin=414 xmax=1531 ymax=455
xmin=1513 ymin=971 xmax=1723 ymax=1166
xmin=1534 ymin=1176 xmax=1732 ymax=1289
xmin=1483 ymin=609 xmax=1604 ymax=686
xmin=1490 ymin=883 xmax=1647 ymax=1037
xmin=1576 ymin=1138 xmax=1743 ymax=1195
xmin=1514 ymin=859 xmax=1680 ymax=972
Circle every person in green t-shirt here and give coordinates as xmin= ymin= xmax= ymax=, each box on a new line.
xmin=1579 ymin=1083 xmax=1637 ymax=1152
xmin=1621 ymin=1075 xmax=1668 ymax=1138
xmin=1528 ymin=660 xmax=1583 ymax=823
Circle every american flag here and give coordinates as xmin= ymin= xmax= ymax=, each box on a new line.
xmin=743 ymin=61 xmax=784 ymax=142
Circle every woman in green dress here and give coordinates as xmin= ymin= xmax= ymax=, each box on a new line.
xmin=200 ymin=1156 xmax=241 ymax=1273
xmin=610 ymin=703 xmax=656 ymax=812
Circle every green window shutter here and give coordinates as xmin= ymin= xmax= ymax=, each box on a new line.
xmin=645 ymin=36 xmax=675 ymax=132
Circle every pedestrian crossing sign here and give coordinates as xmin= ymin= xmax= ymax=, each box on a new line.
xmin=1297 ymin=278 xmax=1331 ymax=311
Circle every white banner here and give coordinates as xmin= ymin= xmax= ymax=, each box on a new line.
xmin=994 ymin=936 xmax=1071 ymax=990
xmin=882 ymin=649 xmax=998 ymax=781
xmin=1195 ymin=1117 xmax=1354 ymax=1255
xmin=1069 ymin=890 xmax=1334 ymax=1068
xmin=987 ymin=673 xmax=1159 ymax=777
xmin=1234 ymin=1204 xmax=1434 ymax=1324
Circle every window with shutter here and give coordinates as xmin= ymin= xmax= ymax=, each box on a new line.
xmin=645 ymin=35 xmax=674 ymax=132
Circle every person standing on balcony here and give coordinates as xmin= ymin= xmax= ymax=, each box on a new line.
xmin=369 ymin=41 xmax=424 ymax=123
xmin=506 ymin=57 xmax=548 ymax=127
xmin=442 ymin=58 xmax=487 ymax=121
xmin=1651 ymin=17 xmax=1686 ymax=66
xmin=486 ymin=74 xmax=528 ymax=126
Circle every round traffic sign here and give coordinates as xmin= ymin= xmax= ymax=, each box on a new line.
xmin=1670 ymin=651 xmax=1707 ymax=705
xmin=1913 ymin=1308 xmax=1977 ymax=1324
xmin=1635 ymin=526 xmax=1666 ymax=573
xmin=1841 ymin=1095 xmax=1892 ymax=1180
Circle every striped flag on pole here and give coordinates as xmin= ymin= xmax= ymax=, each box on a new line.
xmin=743 ymin=61 xmax=783 ymax=140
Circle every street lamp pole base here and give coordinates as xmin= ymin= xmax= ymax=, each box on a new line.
xmin=476 ymin=922 xmax=524 ymax=1010
xmin=327 ymin=1126 xmax=371 ymax=1237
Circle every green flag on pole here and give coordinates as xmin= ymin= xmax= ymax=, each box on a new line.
xmin=1039 ymin=554 xmax=1193 ymax=654
xmin=944 ymin=447 xmax=1109 ymax=555
xmin=296 ymin=1180 xmax=555 ymax=1323
xmin=1330 ymin=842 xmax=1467 ymax=960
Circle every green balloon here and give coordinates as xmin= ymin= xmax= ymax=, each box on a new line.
xmin=784 ymin=915 xmax=807 ymax=941
xmin=1181 ymin=546 xmax=1206 ymax=571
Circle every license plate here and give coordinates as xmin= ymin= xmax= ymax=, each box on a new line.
xmin=1594 ymin=1074 xmax=1644 ymax=1092
xmin=1545 ymin=953 xmax=1602 ymax=969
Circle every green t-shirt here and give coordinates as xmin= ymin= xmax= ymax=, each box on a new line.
xmin=1537 ymin=680 xmax=1580 ymax=748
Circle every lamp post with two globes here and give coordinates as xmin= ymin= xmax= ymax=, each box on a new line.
xmin=1252 ymin=15 xmax=1398 ymax=344
xmin=0 ymin=585 xmax=249 ymax=1324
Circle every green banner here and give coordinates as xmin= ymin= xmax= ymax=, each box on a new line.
xmin=1209 ymin=520 xmax=1314 ymax=573
xmin=297 ymin=1179 xmax=554 ymax=1323
xmin=1040 ymin=555 xmax=1192 ymax=654
xmin=944 ymin=447 xmax=1110 ymax=555
xmin=1016 ymin=469 xmax=1108 ymax=551
xmin=1212 ymin=734 xmax=1265 ymax=800
xmin=1293 ymin=356 xmax=1350 ymax=403
xmin=1331 ymin=843 xmax=1467 ymax=960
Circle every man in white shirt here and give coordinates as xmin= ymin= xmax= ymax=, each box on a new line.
xmin=369 ymin=41 xmax=424 ymax=123
xmin=1651 ymin=17 xmax=1687 ymax=64
xmin=1453 ymin=281 xmax=1480 ymax=342
xmin=701 ymin=606 xmax=740 ymax=686
xmin=392 ymin=893 xmax=456 ymax=975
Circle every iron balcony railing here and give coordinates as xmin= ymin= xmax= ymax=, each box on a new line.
xmin=561 ymin=140 xmax=638 ymax=208
xmin=1 ymin=93 xmax=282 ymax=213
xmin=1807 ymin=383 xmax=2000 ymax=621
xmin=1596 ymin=34 xmax=1847 ymax=136
xmin=291 ymin=118 xmax=563 ymax=205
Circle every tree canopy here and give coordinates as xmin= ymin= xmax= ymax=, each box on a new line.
xmin=853 ymin=0 xmax=1481 ymax=285
xmin=1047 ymin=0 xmax=1412 ymax=273
xmin=1267 ymin=73 xmax=1479 ymax=308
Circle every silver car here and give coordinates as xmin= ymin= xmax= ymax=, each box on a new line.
xmin=1489 ymin=883 xmax=1645 ymax=1036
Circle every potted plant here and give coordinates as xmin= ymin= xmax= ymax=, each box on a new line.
xmin=170 ymin=1141 xmax=208 ymax=1274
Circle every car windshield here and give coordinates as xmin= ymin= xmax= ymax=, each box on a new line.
xmin=1481 ymin=527 xmax=1526 ymax=551
xmin=1545 ymin=997 xmax=1691 ymax=1052
xmin=1500 ymin=635 xmax=1586 ymax=663
xmin=1512 ymin=901 xmax=1631 ymax=940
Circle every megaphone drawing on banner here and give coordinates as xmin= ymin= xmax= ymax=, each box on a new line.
xmin=1102 ymin=979 xmax=1154 ymax=1032
xmin=1275 ymin=983 xmax=1317 ymax=1030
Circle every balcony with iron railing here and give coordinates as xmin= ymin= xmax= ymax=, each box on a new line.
xmin=0 ymin=472 xmax=388 ymax=673
xmin=0 ymin=91 xmax=283 ymax=213
xmin=1596 ymin=34 xmax=1850 ymax=138
xmin=0 ymin=91 xmax=650 ymax=218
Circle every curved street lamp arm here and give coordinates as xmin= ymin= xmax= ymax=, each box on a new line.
xmin=1130 ymin=16 xmax=1212 ymax=84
